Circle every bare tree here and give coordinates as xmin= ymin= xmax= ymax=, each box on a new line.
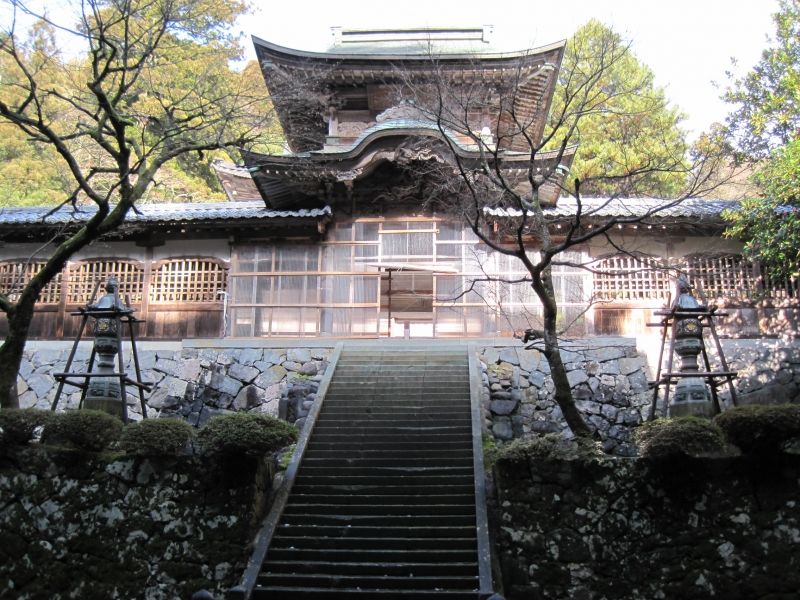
xmin=394 ymin=28 xmax=734 ymax=437
xmin=0 ymin=0 xmax=275 ymax=408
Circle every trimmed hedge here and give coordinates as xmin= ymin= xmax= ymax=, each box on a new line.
xmin=0 ymin=409 xmax=53 ymax=445
xmin=41 ymin=410 xmax=123 ymax=451
xmin=198 ymin=413 xmax=298 ymax=458
xmin=495 ymin=433 xmax=602 ymax=463
xmin=635 ymin=416 xmax=726 ymax=460
xmin=119 ymin=418 xmax=195 ymax=457
xmin=714 ymin=404 xmax=800 ymax=453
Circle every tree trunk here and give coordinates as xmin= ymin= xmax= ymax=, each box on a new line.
xmin=0 ymin=299 xmax=36 ymax=409
xmin=534 ymin=269 xmax=593 ymax=438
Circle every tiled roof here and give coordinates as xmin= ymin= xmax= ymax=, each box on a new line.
xmin=484 ymin=197 xmax=739 ymax=219
xmin=211 ymin=161 xmax=262 ymax=201
xmin=0 ymin=201 xmax=332 ymax=226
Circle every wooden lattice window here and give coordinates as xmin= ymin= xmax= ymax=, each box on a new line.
xmin=761 ymin=267 xmax=800 ymax=299
xmin=684 ymin=254 xmax=756 ymax=299
xmin=592 ymin=254 xmax=672 ymax=301
xmin=67 ymin=259 xmax=144 ymax=304
xmin=0 ymin=260 xmax=62 ymax=304
xmin=150 ymin=258 xmax=228 ymax=303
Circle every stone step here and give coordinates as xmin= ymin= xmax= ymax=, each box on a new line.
xmin=308 ymin=432 xmax=472 ymax=444
xmin=319 ymin=405 xmax=467 ymax=414
xmin=273 ymin=524 xmax=477 ymax=539
xmin=266 ymin=547 xmax=477 ymax=563
xmin=310 ymin=419 xmax=472 ymax=429
xmin=303 ymin=448 xmax=470 ymax=460
xmin=257 ymin=560 xmax=479 ymax=578
xmin=333 ymin=365 xmax=468 ymax=372
xmin=270 ymin=535 xmax=477 ymax=551
xmin=286 ymin=493 xmax=474 ymax=506
xmin=290 ymin=484 xmax=476 ymax=497
xmin=299 ymin=456 xmax=474 ymax=468
xmin=282 ymin=503 xmax=475 ymax=517
xmin=292 ymin=474 xmax=475 ymax=488
xmin=316 ymin=411 xmax=469 ymax=421
xmin=257 ymin=573 xmax=478 ymax=591
xmin=321 ymin=396 xmax=470 ymax=405
xmin=252 ymin=586 xmax=481 ymax=599
xmin=310 ymin=425 xmax=471 ymax=437
xmin=278 ymin=513 xmax=476 ymax=528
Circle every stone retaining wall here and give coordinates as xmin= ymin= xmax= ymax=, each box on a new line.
xmin=479 ymin=339 xmax=650 ymax=456
xmin=480 ymin=338 xmax=800 ymax=455
xmin=15 ymin=338 xmax=800 ymax=451
xmin=0 ymin=446 xmax=268 ymax=600
xmin=492 ymin=454 xmax=800 ymax=600
xmin=16 ymin=342 xmax=335 ymax=427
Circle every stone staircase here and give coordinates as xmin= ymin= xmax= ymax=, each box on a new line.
xmin=250 ymin=345 xmax=485 ymax=599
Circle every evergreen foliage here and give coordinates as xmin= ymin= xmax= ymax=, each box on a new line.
xmin=0 ymin=408 xmax=53 ymax=445
xmin=722 ymin=1 xmax=800 ymax=277
xmin=714 ymin=404 xmax=800 ymax=453
xmin=547 ymin=20 xmax=688 ymax=197
xmin=119 ymin=418 xmax=195 ymax=456
xmin=634 ymin=417 xmax=726 ymax=460
xmin=41 ymin=410 xmax=123 ymax=451
xmin=198 ymin=413 xmax=298 ymax=457
xmin=494 ymin=433 xmax=602 ymax=463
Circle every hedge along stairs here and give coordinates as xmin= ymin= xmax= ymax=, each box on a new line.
xmin=231 ymin=342 xmax=494 ymax=599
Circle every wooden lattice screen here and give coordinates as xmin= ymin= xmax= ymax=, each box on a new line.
xmin=592 ymin=254 xmax=672 ymax=301
xmin=685 ymin=254 xmax=756 ymax=299
xmin=150 ymin=258 xmax=228 ymax=303
xmin=762 ymin=269 xmax=800 ymax=299
xmin=66 ymin=260 xmax=145 ymax=304
xmin=0 ymin=261 xmax=62 ymax=303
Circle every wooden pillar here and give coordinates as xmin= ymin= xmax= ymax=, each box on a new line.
xmin=139 ymin=248 xmax=153 ymax=339
xmin=55 ymin=262 xmax=70 ymax=339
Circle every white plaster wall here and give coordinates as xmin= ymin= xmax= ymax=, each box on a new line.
xmin=151 ymin=238 xmax=230 ymax=261
xmin=1 ymin=238 xmax=232 ymax=262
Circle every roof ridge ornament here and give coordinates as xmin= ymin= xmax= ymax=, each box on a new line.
xmin=330 ymin=26 xmax=494 ymax=47
xmin=375 ymin=102 xmax=427 ymax=123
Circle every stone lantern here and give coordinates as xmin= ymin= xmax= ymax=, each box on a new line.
xmin=83 ymin=277 xmax=134 ymax=420
xmin=669 ymin=274 xmax=713 ymax=418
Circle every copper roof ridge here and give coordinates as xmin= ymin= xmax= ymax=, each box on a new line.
xmin=251 ymin=34 xmax=566 ymax=62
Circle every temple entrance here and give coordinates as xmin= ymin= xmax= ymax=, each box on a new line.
xmin=379 ymin=267 xmax=434 ymax=337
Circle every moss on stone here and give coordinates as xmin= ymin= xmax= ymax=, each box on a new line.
xmin=198 ymin=413 xmax=298 ymax=458
xmin=0 ymin=408 xmax=53 ymax=445
xmin=41 ymin=409 xmax=123 ymax=451
xmin=714 ymin=403 xmax=800 ymax=454
xmin=635 ymin=416 xmax=726 ymax=460
xmin=119 ymin=418 xmax=195 ymax=457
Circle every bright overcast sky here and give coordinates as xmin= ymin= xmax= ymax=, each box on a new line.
xmin=246 ymin=0 xmax=780 ymax=138
xmin=0 ymin=0 xmax=781 ymax=139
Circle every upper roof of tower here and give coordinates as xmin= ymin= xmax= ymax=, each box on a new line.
xmin=252 ymin=27 xmax=565 ymax=154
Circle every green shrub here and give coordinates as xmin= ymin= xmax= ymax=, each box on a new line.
xmin=635 ymin=417 xmax=726 ymax=460
xmin=42 ymin=409 xmax=123 ymax=451
xmin=119 ymin=418 xmax=195 ymax=457
xmin=198 ymin=413 xmax=298 ymax=458
xmin=494 ymin=433 xmax=602 ymax=463
xmin=0 ymin=409 xmax=53 ymax=445
xmin=714 ymin=404 xmax=800 ymax=453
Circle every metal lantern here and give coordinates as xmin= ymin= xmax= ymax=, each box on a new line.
xmin=52 ymin=276 xmax=150 ymax=422
xmin=668 ymin=275 xmax=714 ymax=418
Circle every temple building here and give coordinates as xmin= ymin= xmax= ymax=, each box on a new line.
xmin=0 ymin=28 xmax=797 ymax=341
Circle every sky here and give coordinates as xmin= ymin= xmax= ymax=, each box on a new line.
xmin=0 ymin=0 xmax=781 ymax=138
xmin=245 ymin=0 xmax=780 ymax=138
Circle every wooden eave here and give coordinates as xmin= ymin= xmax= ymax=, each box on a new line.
xmin=243 ymin=140 xmax=576 ymax=209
